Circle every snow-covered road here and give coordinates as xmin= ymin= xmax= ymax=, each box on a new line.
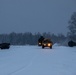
xmin=0 ymin=45 xmax=76 ymax=75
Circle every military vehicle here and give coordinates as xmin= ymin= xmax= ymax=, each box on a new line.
xmin=68 ymin=40 xmax=76 ymax=47
xmin=0 ymin=43 xmax=10 ymax=49
xmin=42 ymin=38 xmax=53 ymax=49
xmin=38 ymin=36 xmax=45 ymax=46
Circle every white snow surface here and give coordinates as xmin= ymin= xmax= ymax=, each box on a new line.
xmin=0 ymin=45 xmax=76 ymax=75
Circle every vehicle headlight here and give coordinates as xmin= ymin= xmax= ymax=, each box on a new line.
xmin=39 ymin=43 xmax=41 ymax=45
xmin=44 ymin=44 xmax=46 ymax=46
xmin=48 ymin=43 xmax=51 ymax=46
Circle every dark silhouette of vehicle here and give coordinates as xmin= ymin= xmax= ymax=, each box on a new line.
xmin=38 ymin=36 xmax=45 ymax=46
xmin=42 ymin=39 xmax=53 ymax=49
xmin=0 ymin=43 xmax=10 ymax=49
xmin=68 ymin=40 xmax=76 ymax=47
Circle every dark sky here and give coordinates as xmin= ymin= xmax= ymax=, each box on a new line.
xmin=0 ymin=0 xmax=76 ymax=35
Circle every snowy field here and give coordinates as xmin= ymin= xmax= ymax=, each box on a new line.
xmin=0 ymin=45 xmax=76 ymax=75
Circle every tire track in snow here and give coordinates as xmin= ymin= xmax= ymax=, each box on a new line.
xmin=8 ymin=55 xmax=37 ymax=75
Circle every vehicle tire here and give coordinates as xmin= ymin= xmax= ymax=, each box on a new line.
xmin=50 ymin=46 xmax=52 ymax=49
xmin=68 ymin=41 xmax=74 ymax=47
xmin=1 ymin=47 xmax=4 ymax=49
xmin=42 ymin=46 xmax=44 ymax=49
xmin=38 ymin=44 xmax=41 ymax=46
xmin=6 ymin=46 xmax=10 ymax=49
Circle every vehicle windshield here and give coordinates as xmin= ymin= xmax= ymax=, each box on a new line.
xmin=43 ymin=39 xmax=51 ymax=43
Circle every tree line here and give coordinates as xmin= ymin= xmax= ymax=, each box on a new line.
xmin=0 ymin=32 xmax=66 ymax=45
